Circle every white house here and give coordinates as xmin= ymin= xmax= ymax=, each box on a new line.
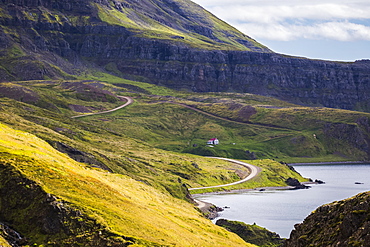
xmin=207 ymin=138 xmax=219 ymax=145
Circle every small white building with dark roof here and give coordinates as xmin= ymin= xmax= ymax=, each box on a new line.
xmin=207 ymin=138 xmax=219 ymax=145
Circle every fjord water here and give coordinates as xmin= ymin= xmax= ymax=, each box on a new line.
xmin=195 ymin=164 xmax=370 ymax=238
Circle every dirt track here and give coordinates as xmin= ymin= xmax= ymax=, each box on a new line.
xmin=71 ymin=96 xmax=133 ymax=118
xmin=189 ymin=157 xmax=261 ymax=191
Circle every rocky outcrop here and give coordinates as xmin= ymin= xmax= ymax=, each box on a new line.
xmin=0 ymin=0 xmax=369 ymax=111
xmin=285 ymin=178 xmax=310 ymax=189
xmin=0 ymin=222 xmax=24 ymax=247
xmin=49 ymin=141 xmax=113 ymax=171
xmin=286 ymin=191 xmax=370 ymax=247
xmin=216 ymin=219 xmax=284 ymax=247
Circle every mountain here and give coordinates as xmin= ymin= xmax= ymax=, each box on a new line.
xmin=0 ymin=0 xmax=269 ymax=81
xmin=286 ymin=191 xmax=370 ymax=246
xmin=1 ymin=0 xmax=370 ymax=246
xmin=0 ymin=0 xmax=369 ymax=112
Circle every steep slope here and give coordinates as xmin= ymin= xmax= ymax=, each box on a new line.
xmin=0 ymin=0 xmax=369 ymax=111
xmin=286 ymin=192 xmax=370 ymax=247
xmin=94 ymin=0 xmax=268 ymax=51
xmin=0 ymin=122 xmax=255 ymax=246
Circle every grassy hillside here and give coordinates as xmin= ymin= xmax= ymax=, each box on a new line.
xmin=0 ymin=122 xmax=255 ymax=246
xmin=191 ymin=101 xmax=370 ymax=162
xmin=1 ymin=77 xmax=369 ymax=165
xmin=0 ymin=76 xmax=368 ymax=245
xmin=0 ymin=98 xmax=246 ymax=200
xmin=286 ymin=191 xmax=370 ymax=246
xmin=64 ymin=75 xmax=370 ymax=163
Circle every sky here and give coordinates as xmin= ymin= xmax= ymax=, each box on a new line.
xmin=191 ymin=0 xmax=370 ymax=61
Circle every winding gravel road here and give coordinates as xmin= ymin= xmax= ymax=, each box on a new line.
xmin=71 ymin=96 xmax=133 ymax=118
xmin=69 ymin=98 xmax=261 ymax=211
xmin=189 ymin=157 xmax=261 ymax=191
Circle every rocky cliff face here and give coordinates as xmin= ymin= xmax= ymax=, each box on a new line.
xmin=110 ymin=50 xmax=370 ymax=111
xmin=0 ymin=0 xmax=369 ymax=111
xmin=323 ymin=117 xmax=370 ymax=159
xmin=286 ymin=192 xmax=370 ymax=247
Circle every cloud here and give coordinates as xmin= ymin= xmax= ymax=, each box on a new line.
xmin=193 ymin=0 xmax=370 ymax=41
xmin=237 ymin=22 xmax=370 ymax=41
xmin=210 ymin=4 xmax=370 ymax=23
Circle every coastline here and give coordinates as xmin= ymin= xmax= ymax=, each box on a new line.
xmin=190 ymin=158 xmax=363 ymax=218
xmin=190 ymin=157 xmax=320 ymax=217
xmin=192 ymin=182 xmax=318 ymax=219
xmin=192 ymin=182 xmax=316 ymax=198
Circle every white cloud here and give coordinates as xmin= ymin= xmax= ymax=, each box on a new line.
xmin=209 ymin=4 xmax=370 ymax=23
xmin=192 ymin=0 xmax=370 ymax=41
xmin=238 ymin=21 xmax=370 ymax=41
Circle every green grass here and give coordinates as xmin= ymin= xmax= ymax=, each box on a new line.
xmin=87 ymin=99 xmax=366 ymax=163
xmin=2 ymin=78 xmax=369 ymax=165
xmin=0 ymin=122 xmax=255 ymax=246
xmin=0 ymin=82 xmax=262 ymax=198
xmin=190 ymin=159 xmax=308 ymax=194
xmin=96 ymin=3 xmax=221 ymax=49
xmin=1 ymin=75 xmax=368 ymax=245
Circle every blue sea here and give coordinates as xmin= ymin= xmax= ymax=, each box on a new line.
xmin=194 ymin=163 xmax=370 ymax=238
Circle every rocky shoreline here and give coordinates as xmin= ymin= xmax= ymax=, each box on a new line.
xmin=193 ymin=179 xmax=322 ymax=219
xmin=193 ymin=180 xmax=320 ymax=197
